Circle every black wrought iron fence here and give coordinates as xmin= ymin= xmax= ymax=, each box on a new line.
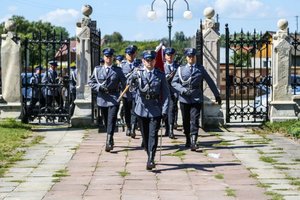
xmin=89 ymin=20 xmax=101 ymax=125
xmin=21 ymin=31 xmax=71 ymax=124
xmin=291 ymin=32 xmax=300 ymax=95
xmin=225 ymin=24 xmax=272 ymax=123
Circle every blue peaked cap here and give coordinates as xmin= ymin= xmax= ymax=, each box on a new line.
xmin=125 ymin=45 xmax=138 ymax=54
xmin=49 ymin=60 xmax=58 ymax=67
xmin=184 ymin=48 xmax=196 ymax=56
xmin=35 ymin=65 xmax=43 ymax=71
xmin=164 ymin=47 xmax=175 ymax=55
xmin=143 ymin=50 xmax=156 ymax=60
xmin=116 ymin=55 xmax=124 ymax=61
xmin=103 ymin=48 xmax=115 ymax=56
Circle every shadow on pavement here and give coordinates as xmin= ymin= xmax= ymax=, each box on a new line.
xmin=154 ymin=162 xmax=241 ymax=173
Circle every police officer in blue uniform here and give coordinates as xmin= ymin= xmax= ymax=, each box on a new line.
xmin=42 ymin=61 xmax=61 ymax=109
xmin=128 ymin=50 xmax=169 ymax=170
xmin=115 ymin=55 xmax=124 ymax=67
xmin=69 ymin=63 xmax=77 ymax=116
xmin=120 ymin=45 xmax=141 ymax=138
xmin=88 ymin=48 xmax=126 ymax=152
xmin=29 ymin=65 xmax=45 ymax=119
xmin=172 ymin=48 xmax=221 ymax=151
xmin=163 ymin=47 xmax=178 ymax=139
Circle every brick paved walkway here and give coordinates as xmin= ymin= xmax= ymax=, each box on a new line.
xmin=43 ymin=128 xmax=267 ymax=200
xmin=1 ymin=126 xmax=300 ymax=200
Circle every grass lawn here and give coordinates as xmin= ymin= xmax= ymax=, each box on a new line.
xmin=0 ymin=119 xmax=34 ymax=177
xmin=254 ymin=120 xmax=300 ymax=139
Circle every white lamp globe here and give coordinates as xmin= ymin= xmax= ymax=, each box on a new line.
xmin=183 ymin=10 xmax=192 ymax=20
xmin=147 ymin=11 xmax=157 ymax=20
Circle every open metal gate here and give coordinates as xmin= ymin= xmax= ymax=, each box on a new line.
xmin=21 ymin=31 xmax=71 ymax=124
xmin=195 ymin=21 xmax=204 ymax=127
xmin=225 ymin=24 xmax=272 ymax=123
xmin=89 ymin=20 xmax=101 ymax=125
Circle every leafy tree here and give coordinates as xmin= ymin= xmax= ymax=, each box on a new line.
xmin=230 ymin=50 xmax=251 ymax=67
xmin=0 ymin=15 xmax=70 ymax=69
xmin=173 ymin=31 xmax=186 ymax=41
xmin=103 ymin=32 xmax=123 ymax=44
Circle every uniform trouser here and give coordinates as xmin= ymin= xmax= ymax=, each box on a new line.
xmin=180 ymin=102 xmax=202 ymax=137
xmin=138 ymin=116 xmax=161 ymax=157
xmin=29 ymin=97 xmax=45 ymax=115
xmin=99 ymin=105 xmax=119 ymax=136
xmin=122 ymin=97 xmax=132 ymax=128
xmin=131 ymin=100 xmax=138 ymax=126
xmin=165 ymin=95 xmax=177 ymax=125
xmin=46 ymin=94 xmax=63 ymax=109
xmin=122 ymin=97 xmax=137 ymax=128
xmin=69 ymin=93 xmax=76 ymax=116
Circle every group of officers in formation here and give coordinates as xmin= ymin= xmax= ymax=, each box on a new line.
xmin=88 ymin=45 xmax=222 ymax=170
xmin=27 ymin=61 xmax=77 ymax=121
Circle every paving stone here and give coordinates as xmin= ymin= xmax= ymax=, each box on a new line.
xmin=2 ymin=127 xmax=300 ymax=199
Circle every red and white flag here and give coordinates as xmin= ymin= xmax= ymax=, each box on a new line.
xmin=155 ymin=42 xmax=165 ymax=72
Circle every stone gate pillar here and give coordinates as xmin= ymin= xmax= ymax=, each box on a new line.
xmin=270 ymin=19 xmax=298 ymax=122
xmin=202 ymin=7 xmax=223 ymax=127
xmin=0 ymin=19 xmax=22 ymax=118
xmin=71 ymin=5 xmax=93 ymax=126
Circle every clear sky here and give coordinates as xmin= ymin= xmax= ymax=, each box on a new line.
xmin=1 ymin=0 xmax=300 ymax=41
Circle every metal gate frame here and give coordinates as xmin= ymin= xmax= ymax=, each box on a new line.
xmin=225 ymin=24 xmax=271 ymax=123
xmin=21 ymin=31 xmax=71 ymax=124
xmin=89 ymin=20 xmax=101 ymax=125
xmin=195 ymin=21 xmax=204 ymax=127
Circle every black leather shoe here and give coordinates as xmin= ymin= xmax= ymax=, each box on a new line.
xmin=130 ymin=129 xmax=136 ymax=139
xmin=190 ymin=135 xmax=198 ymax=151
xmin=105 ymin=144 xmax=113 ymax=152
xmin=146 ymin=160 xmax=155 ymax=170
xmin=126 ymin=128 xmax=131 ymax=136
xmin=168 ymin=125 xmax=175 ymax=139
xmin=130 ymin=124 xmax=136 ymax=138
xmin=105 ymin=134 xmax=114 ymax=152
xmin=185 ymin=138 xmax=191 ymax=147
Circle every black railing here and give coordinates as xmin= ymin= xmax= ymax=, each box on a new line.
xmin=21 ymin=31 xmax=71 ymax=124
xmin=225 ymin=24 xmax=272 ymax=123
xmin=89 ymin=20 xmax=101 ymax=125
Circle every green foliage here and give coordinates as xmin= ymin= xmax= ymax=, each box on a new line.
xmin=1 ymin=16 xmax=70 ymax=68
xmin=102 ymin=31 xmax=192 ymax=62
xmin=263 ymin=120 xmax=300 ymax=139
xmin=7 ymin=15 xmax=69 ymax=41
xmin=230 ymin=50 xmax=251 ymax=67
xmin=103 ymin=31 xmax=123 ymax=43
xmin=103 ymin=40 xmax=159 ymax=58
xmin=0 ymin=119 xmax=32 ymax=177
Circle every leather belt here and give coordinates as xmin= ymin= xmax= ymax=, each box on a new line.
xmin=141 ymin=93 xmax=159 ymax=100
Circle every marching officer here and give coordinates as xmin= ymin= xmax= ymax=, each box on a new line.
xmin=29 ymin=65 xmax=45 ymax=119
xmin=115 ymin=55 xmax=124 ymax=67
xmin=69 ymin=63 xmax=77 ymax=116
xmin=128 ymin=50 xmax=169 ymax=170
xmin=120 ymin=45 xmax=141 ymax=138
xmin=163 ymin=47 xmax=178 ymax=139
xmin=88 ymin=48 xmax=126 ymax=152
xmin=171 ymin=48 xmax=221 ymax=151
xmin=42 ymin=61 xmax=61 ymax=109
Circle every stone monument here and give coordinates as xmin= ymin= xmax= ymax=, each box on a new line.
xmin=269 ymin=19 xmax=298 ymax=121
xmin=0 ymin=19 xmax=22 ymax=118
xmin=71 ymin=5 xmax=94 ymax=126
xmin=201 ymin=7 xmax=223 ymax=127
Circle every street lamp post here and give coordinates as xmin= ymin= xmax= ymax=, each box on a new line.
xmin=147 ymin=0 xmax=192 ymax=47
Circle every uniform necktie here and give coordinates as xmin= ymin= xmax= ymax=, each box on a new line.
xmin=147 ymin=71 xmax=152 ymax=80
